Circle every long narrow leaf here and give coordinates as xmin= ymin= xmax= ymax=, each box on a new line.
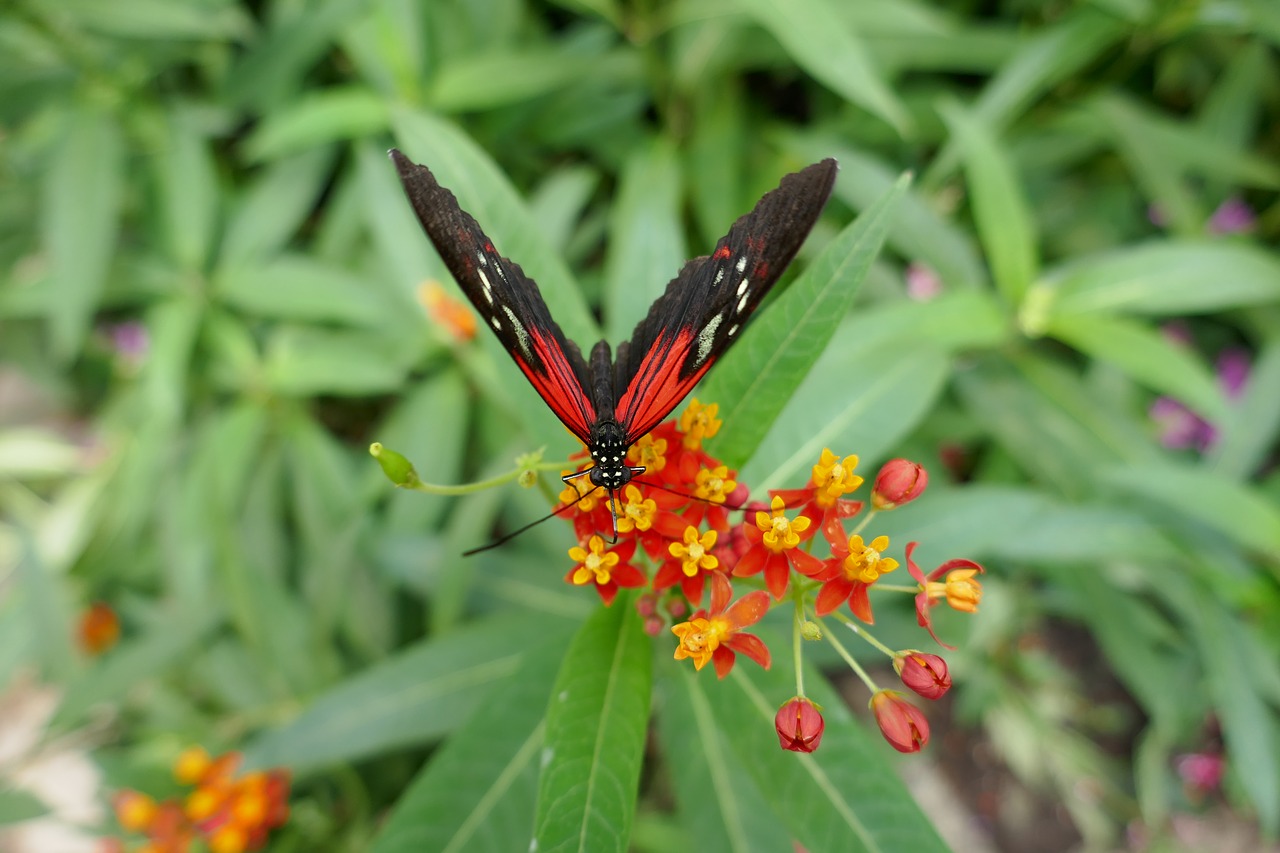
xmin=534 ymin=602 xmax=652 ymax=853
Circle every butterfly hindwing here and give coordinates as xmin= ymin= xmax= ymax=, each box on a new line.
xmin=612 ymin=159 xmax=838 ymax=442
xmin=391 ymin=150 xmax=597 ymax=442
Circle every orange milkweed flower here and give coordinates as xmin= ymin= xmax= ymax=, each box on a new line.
xmin=814 ymin=533 xmax=898 ymax=619
xmin=769 ymin=449 xmax=864 ymax=541
xmin=905 ymin=541 xmax=985 ymax=650
xmin=565 ymin=535 xmax=646 ymax=606
xmin=418 ymin=280 xmax=477 ymax=342
xmin=733 ymin=495 xmax=823 ymax=600
xmin=671 ymin=572 xmax=771 ymax=678
xmin=654 ymin=526 xmax=720 ymax=606
xmin=77 ymin=601 xmax=120 ymax=655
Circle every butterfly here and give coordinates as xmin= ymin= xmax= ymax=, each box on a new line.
xmin=392 ymin=150 xmax=836 ymax=514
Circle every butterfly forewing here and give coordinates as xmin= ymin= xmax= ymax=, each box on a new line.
xmin=391 ymin=150 xmax=597 ymax=442
xmin=612 ymin=159 xmax=838 ymax=442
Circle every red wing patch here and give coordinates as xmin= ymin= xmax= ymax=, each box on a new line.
xmin=614 ymin=328 xmax=714 ymax=442
xmin=514 ymin=328 xmax=596 ymax=442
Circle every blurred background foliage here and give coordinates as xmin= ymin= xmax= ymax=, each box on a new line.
xmin=2 ymin=0 xmax=1279 ymax=850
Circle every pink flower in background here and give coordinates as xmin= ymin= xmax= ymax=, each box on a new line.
xmin=1148 ymin=196 xmax=1256 ymax=235
xmin=1175 ymin=752 xmax=1225 ymax=796
xmin=1150 ymin=327 xmax=1251 ymax=452
xmin=905 ymin=262 xmax=942 ymax=301
xmin=107 ymin=321 xmax=150 ymax=372
xmin=1207 ymin=197 xmax=1256 ymax=235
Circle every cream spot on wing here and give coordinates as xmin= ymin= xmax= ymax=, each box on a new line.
xmin=502 ymin=305 xmax=531 ymax=357
xmin=736 ymin=277 xmax=749 ymax=297
xmin=696 ymin=314 xmax=724 ymax=364
xmin=736 ymin=256 xmax=747 ymax=273
xmin=478 ymin=269 xmax=494 ymax=304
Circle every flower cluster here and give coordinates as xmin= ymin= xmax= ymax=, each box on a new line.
xmin=111 ymin=747 xmax=289 ymax=853
xmin=553 ymin=400 xmax=986 ymax=755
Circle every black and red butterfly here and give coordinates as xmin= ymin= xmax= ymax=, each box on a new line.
xmin=392 ymin=150 xmax=836 ymax=514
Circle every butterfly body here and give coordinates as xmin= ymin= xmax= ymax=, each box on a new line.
xmin=392 ymin=150 xmax=836 ymax=510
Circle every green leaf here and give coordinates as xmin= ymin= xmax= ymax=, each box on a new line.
xmin=1039 ymin=241 xmax=1280 ymax=318
xmin=687 ymin=81 xmax=746 ymax=247
xmin=42 ymin=106 xmax=123 ymax=361
xmin=370 ymin=631 xmax=570 ymax=853
xmin=429 ymin=50 xmax=639 ymax=112
xmin=708 ymin=660 xmax=950 ymax=852
xmin=263 ymin=326 xmax=417 ymax=396
xmin=741 ymin=330 xmax=949 ymax=493
xmin=1046 ymin=313 xmax=1228 ymax=424
xmin=955 ymin=356 xmax=1158 ymax=497
xmin=54 ymin=606 xmax=222 ymax=725
xmin=656 ymin=669 xmax=796 ymax=852
xmin=925 ymin=5 xmax=1129 ymax=183
xmin=533 ymin=602 xmax=652 ymax=853
xmin=223 ymin=0 xmax=366 ymax=110
xmin=245 ymin=86 xmax=389 ymax=161
xmin=1099 ymin=462 xmax=1280 ymax=558
xmin=155 ymin=112 xmax=218 ymax=271
xmin=391 ymin=108 xmax=598 ymax=345
xmin=220 ymin=148 xmax=336 ymax=267
xmin=736 ymin=0 xmax=910 ymax=135
xmin=705 ymin=173 xmax=910 ymax=467
xmin=55 ymin=0 xmax=251 ymax=39
xmin=0 ymin=788 xmax=47 ymax=826
xmin=1206 ymin=339 xmax=1280 ymax=480
xmin=604 ymin=137 xmax=685 ymax=342
xmin=1196 ymin=599 xmax=1280 ymax=834
xmin=243 ymin=613 xmax=575 ymax=772
xmin=786 ymin=135 xmax=987 ymax=288
xmin=939 ymin=100 xmax=1038 ymax=303
xmin=215 ymin=256 xmax=392 ymax=326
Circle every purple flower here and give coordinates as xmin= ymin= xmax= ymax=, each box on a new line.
xmin=1207 ymin=197 xmax=1256 ymax=235
xmin=107 ymin=321 xmax=150 ymax=372
xmin=1150 ymin=333 xmax=1252 ymax=453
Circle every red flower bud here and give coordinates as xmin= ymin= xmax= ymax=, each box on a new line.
xmin=870 ymin=690 xmax=930 ymax=753
xmin=642 ymin=615 xmax=664 ymax=637
xmin=895 ymin=652 xmax=951 ymax=699
xmin=775 ymin=697 xmax=825 ymax=753
xmin=871 ymin=459 xmax=927 ymax=510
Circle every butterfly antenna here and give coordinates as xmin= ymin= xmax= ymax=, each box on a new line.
xmin=462 ymin=488 xmax=598 ymax=557
xmin=630 ymin=478 xmax=747 ymax=510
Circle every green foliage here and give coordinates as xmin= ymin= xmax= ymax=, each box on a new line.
xmin=2 ymin=0 xmax=1278 ymax=850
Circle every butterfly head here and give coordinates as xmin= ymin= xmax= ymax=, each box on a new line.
xmin=587 ymin=419 xmax=644 ymax=492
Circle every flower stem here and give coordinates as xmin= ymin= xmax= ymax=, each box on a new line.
xmin=816 ymin=615 xmax=879 ymax=694
xmin=792 ymin=583 xmax=807 ymax=698
xmin=830 ymin=610 xmax=897 ymax=657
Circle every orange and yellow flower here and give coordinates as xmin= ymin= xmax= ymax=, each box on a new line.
xmin=905 ymin=541 xmax=984 ymax=649
xmin=671 ymin=572 xmax=771 ymax=678
xmin=733 ymin=495 xmax=823 ymax=599
xmin=565 ymin=535 xmax=646 ymax=606
xmin=814 ymin=533 xmax=899 ymax=619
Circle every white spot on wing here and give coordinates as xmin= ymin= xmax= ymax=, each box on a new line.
xmin=490 ymin=317 xmax=502 ymax=331
xmin=736 ymin=277 xmax=749 ymax=297
xmin=714 ymin=267 xmax=724 ymax=286
xmin=736 ymin=256 xmax=747 ymax=273
xmin=696 ymin=314 xmax=723 ymax=365
xmin=478 ymin=269 xmax=494 ymax=304
xmin=477 ymin=252 xmax=488 ymax=266
xmin=502 ymin=305 xmax=531 ymax=357
xmin=727 ymin=323 xmax=739 ymax=337
xmin=736 ymin=293 xmax=748 ymax=314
